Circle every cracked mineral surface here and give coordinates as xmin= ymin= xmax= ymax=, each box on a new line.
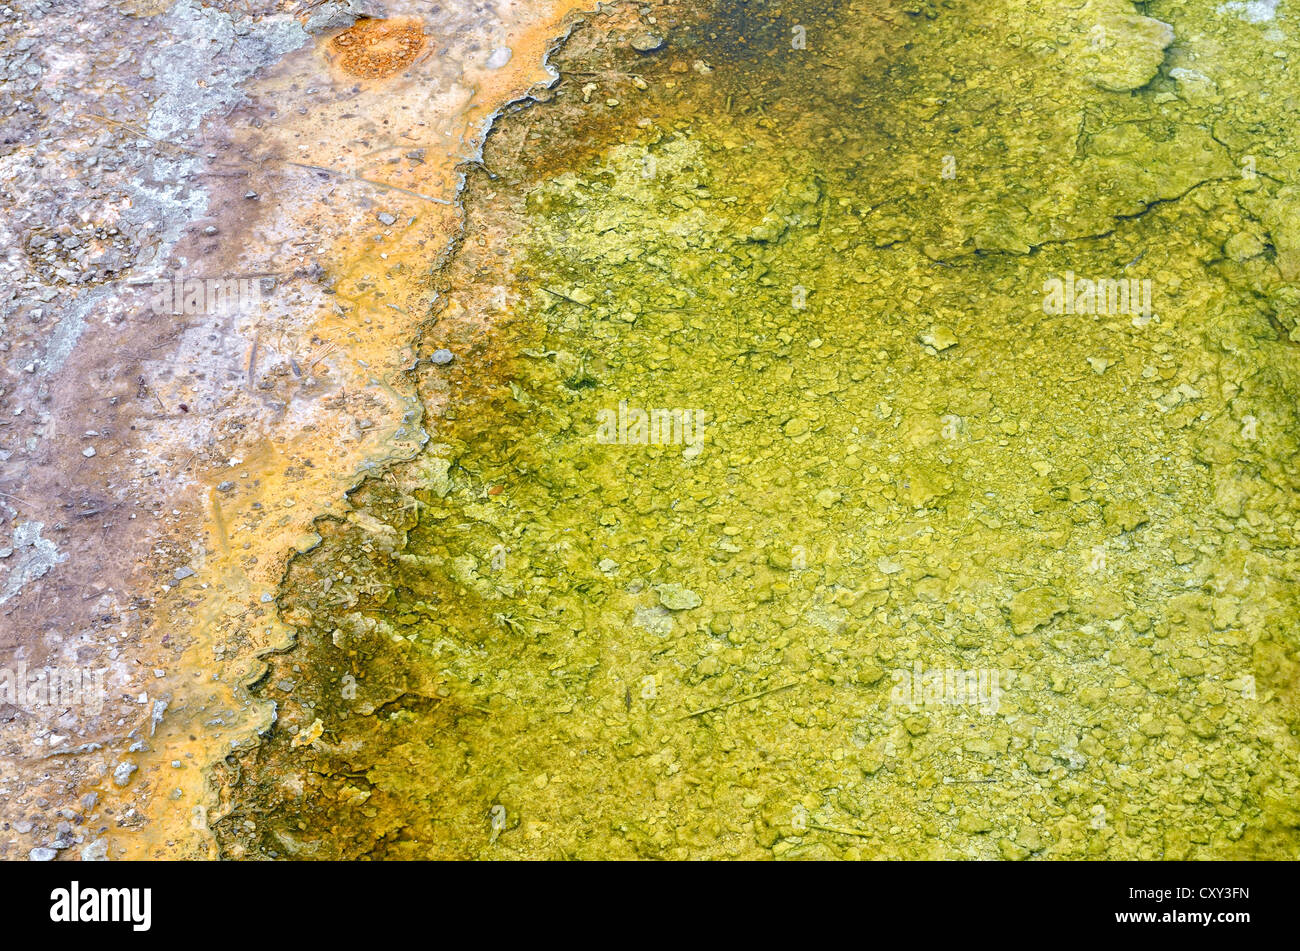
xmin=205 ymin=0 xmax=1300 ymax=860
xmin=3 ymin=0 xmax=1299 ymax=862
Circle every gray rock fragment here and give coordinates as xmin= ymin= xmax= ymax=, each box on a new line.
xmin=112 ymin=760 xmax=137 ymax=787
xmin=630 ymin=33 xmax=665 ymax=53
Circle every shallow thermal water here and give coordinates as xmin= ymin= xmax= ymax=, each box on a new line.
xmin=213 ymin=0 xmax=1300 ymax=859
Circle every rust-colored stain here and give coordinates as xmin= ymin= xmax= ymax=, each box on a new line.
xmin=328 ymin=18 xmax=428 ymax=79
xmin=106 ymin=0 xmax=598 ymax=860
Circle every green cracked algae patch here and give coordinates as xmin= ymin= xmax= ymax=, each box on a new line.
xmin=212 ymin=0 xmax=1300 ymax=859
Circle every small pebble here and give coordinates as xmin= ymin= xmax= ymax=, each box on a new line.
xmin=430 ymin=349 xmax=454 ymax=365
xmin=630 ymin=32 xmax=665 ymax=52
xmin=112 ymin=760 xmax=137 ymax=787
xmin=919 ymin=326 xmax=959 ymax=352
xmin=656 ymin=583 xmax=701 ymax=611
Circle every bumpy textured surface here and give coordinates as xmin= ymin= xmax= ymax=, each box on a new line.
xmin=327 ymin=18 xmax=427 ymax=79
xmin=214 ymin=0 xmax=1300 ymax=860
